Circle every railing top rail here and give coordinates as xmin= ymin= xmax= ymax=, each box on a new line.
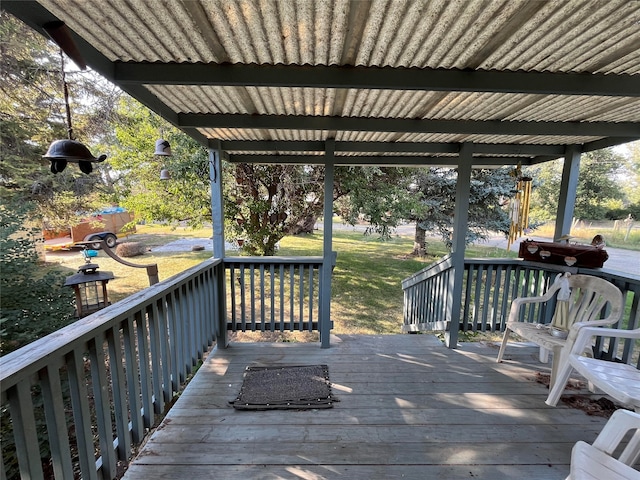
xmin=401 ymin=254 xmax=454 ymax=289
xmin=0 ymin=257 xmax=222 ymax=388
xmin=576 ymin=266 xmax=640 ymax=284
xmin=403 ymin=256 xmax=640 ymax=290
xmin=464 ymin=258 xmax=640 ymax=283
xmin=224 ymin=253 xmax=337 ymax=267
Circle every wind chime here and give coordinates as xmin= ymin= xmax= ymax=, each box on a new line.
xmin=507 ymin=165 xmax=533 ymax=250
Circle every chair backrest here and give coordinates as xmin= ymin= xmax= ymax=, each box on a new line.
xmin=564 ymin=274 xmax=624 ymax=327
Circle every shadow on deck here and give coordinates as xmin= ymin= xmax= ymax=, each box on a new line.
xmin=123 ymin=334 xmax=609 ymax=479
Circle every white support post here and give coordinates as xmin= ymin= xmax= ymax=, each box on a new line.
xmin=555 ymin=145 xmax=581 ymax=242
xmin=446 ymin=143 xmax=473 ymax=349
xmin=320 ymin=139 xmax=335 ymax=348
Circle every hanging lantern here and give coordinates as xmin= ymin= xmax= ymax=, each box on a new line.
xmin=64 ymin=261 xmax=114 ymax=318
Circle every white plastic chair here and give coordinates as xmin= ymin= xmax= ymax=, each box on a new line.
xmin=545 ymin=325 xmax=640 ymax=412
xmin=497 ymin=273 xmax=624 ymax=389
xmin=566 ymin=409 xmax=640 ymax=480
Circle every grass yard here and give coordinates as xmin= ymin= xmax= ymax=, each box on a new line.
xmin=280 ymin=232 xmax=436 ymax=334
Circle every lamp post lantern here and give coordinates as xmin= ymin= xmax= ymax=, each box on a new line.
xmin=64 ymin=260 xmax=114 ymax=318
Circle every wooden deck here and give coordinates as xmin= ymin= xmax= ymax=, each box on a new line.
xmin=122 ymin=334 xmax=609 ymax=479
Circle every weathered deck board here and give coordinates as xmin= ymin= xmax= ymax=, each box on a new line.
xmin=122 ymin=334 xmax=609 ymax=480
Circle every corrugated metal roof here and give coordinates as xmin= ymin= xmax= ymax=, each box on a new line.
xmin=40 ymin=0 xmax=640 ymax=72
xmin=7 ymin=0 xmax=639 ymax=164
xmin=147 ymin=85 xmax=640 ymax=122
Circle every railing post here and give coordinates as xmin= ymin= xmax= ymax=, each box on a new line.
xmin=320 ymin=139 xmax=335 ymax=348
xmin=555 ymin=145 xmax=581 ymax=241
xmin=209 ymin=141 xmax=228 ymax=348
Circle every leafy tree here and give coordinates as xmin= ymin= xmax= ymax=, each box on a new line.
xmin=620 ymin=141 xmax=640 ymax=207
xmin=0 ymin=12 xmax=118 ymax=229
xmin=526 ymin=159 xmax=561 ymax=223
xmin=337 ymin=167 xmax=418 ymax=239
xmin=528 ymin=148 xmax=625 ymax=221
xmin=575 ymin=149 xmax=624 ymax=219
xmin=1 ymin=12 xmax=63 ymax=201
xmin=106 ymin=101 xmax=414 ymax=255
xmin=226 ymin=164 xmax=322 ymax=255
xmin=409 ymin=167 xmax=513 ymax=253
xmin=0 ymin=201 xmax=75 ymax=354
xmin=105 ymin=97 xmax=215 ymax=227
xmin=327 ymin=166 xmax=514 ymax=255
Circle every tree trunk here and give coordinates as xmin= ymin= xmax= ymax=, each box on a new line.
xmin=289 ymin=214 xmax=318 ymax=234
xmin=412 ymin=223 xmax=427 ymax=256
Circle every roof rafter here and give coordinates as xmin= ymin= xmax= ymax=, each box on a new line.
xmin=115 ymin=62 xmax=640 ymax=97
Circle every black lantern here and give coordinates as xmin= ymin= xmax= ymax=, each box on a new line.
xmin=64 ymin=261 xmax=114 ymax=318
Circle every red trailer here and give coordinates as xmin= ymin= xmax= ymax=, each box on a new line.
xmin=44 ymin=210 xmax=134 ymax=251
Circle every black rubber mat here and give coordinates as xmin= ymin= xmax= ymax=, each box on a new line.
xmin=230 ymin=364 xmax=336 ymax=410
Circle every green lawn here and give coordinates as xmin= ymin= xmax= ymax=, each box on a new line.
xmin=279 ymin=232 xmax=435 ymax=334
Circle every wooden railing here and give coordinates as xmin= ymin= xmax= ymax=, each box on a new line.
xmin=224 ymin=256 xmax=334 ymax=333
xmin=402 ymin=254 xmax=455 ymax=332
xmin=403 ymin=258 xmax=640 ymax=365
xmin=0 ymin=258 xmax=224 ymax=480
xmin=0 ymin=254 xmax=334 ymax=479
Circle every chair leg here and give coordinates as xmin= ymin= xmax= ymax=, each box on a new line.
xmin=548 ymin=346 xmax=562 ymax=390
xmin=545 ymin=361 xmax=574 ymax=406
xmin=497 ymin=328 xmax=511 ymax=363
xmin=539 ymin=347 xmax=549 ymax=364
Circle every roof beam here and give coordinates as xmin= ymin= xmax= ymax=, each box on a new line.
xmin=219 ymin=140 xmax=566 ymax=156
xmin=582 ymin=137 xmax=640 ymax=153
xmin=115 ymin=62 xmax=640 ymax=97
xmin=226 ymin=154 xmax=549 ymax=167
xmin=181 ymin=114 xmax=639 ymax=137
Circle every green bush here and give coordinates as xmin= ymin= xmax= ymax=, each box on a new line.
xmin=628 ymin=203 xmax=640 ymax=220
xmin=0 ymin=202 xmax=75 ymax=354
xmin=605 ymin=208 xmax=630 ymax=220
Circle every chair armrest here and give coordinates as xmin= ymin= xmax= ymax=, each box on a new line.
xmin=568 ymin=325 xmax=640 ymax=356
xmin=506 ymin=282 xmax=562 ymax=324
xmin=591 ymin=410 xmax=640 ymax=456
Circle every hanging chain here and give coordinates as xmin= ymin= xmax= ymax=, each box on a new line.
xmin=60 ymin=49 xmax=74 ymax=140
